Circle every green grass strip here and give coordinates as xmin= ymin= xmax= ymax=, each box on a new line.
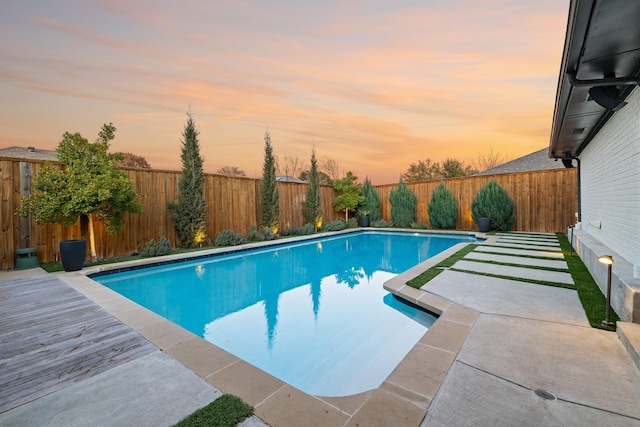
xmin=172 ymin=394 xmax=253 ymax=427
xmin=447 ymin=267 xmax=574 ymax=290
xmin=556 ymin=233 xmax=619 ymax=330
xmin=406 ymin=244 xmax=478 ymax=288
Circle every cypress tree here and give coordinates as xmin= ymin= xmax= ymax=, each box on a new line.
xmin=389 ymin=180 xmax=417 ymax=228
xmin=471 ymin=179 xmax=515 ymax=231
xmin=428 ymin=182 xmax=458 ymax=229
xmin=168 ymin=112 xmax=207 ymax=248
xmin=302 ymin=148 xmax=322 ymax=227
xmin=360 ymin=178 xmax=382 ymax=221
xmin=261 ymin=131 xmax=279 ymax=229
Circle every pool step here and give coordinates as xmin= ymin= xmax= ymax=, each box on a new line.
xmin=617 ymin=322 xmax=640 ymax=372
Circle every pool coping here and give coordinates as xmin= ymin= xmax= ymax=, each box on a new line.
xmin=61 ymin=229 xmax=490 ymax=426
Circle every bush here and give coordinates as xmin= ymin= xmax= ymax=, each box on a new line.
xmin=281 ymin=223 xmax=315 ymax=236
xmin=322 ymin=220 xmax=348 ymax=231
xmin=247 ymin=224 xmax=264 ymax=242
xmin=471 ymin=179 xmax=515 ymax=231
xmin=371 ymin=219 xmax=390 ymax=228
xmin=410 ymin=221 xmax=429 ymax=229
xmin=360 ymin=178 xmax=382 ymax=221
xmin=346 ymin=218 xmax=358 ymax=228
xmin=139 ymin=237 xmax=171 ymax=257
xmin=215 ymin=230 xmax=245 ymax=246
xmin=389 ymin=180 xmax=417 ymax=228
xmin=428 ymin=182 xmax=458 ymax=229
xmin=247 ymin=225 xmax=277 ymax=242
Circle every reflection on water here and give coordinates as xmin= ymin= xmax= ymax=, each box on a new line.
xmin=95 ymin=231 xmax=475 ymax=396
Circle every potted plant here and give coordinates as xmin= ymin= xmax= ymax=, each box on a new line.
xmin=359 ymin=210 xmax=370 ymax=227
xmin=359 ymin=178 xmax=382 ymax=224
xmin=16 ymin=123 xmax=143 ymax=271
xmin=471 ymin=179 xmax=515 ymax=232
xmin=477 ymin=217 xmax=491 ymax=232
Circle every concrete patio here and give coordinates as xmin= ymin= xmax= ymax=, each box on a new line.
xmin=1 ymin=231 xmax=640 ymax=426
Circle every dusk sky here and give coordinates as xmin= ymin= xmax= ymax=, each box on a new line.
xmin=0 ymin=0 xmax=569 ymax=184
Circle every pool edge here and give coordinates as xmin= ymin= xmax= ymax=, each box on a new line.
xmin=63 ymin=231 xmax=484 ymax=426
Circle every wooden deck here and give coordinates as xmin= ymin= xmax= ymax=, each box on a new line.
xmin=0 ymin=274 xmax=158 ymax=414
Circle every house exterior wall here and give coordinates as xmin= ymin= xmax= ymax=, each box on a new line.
xmin=579 ymin=87 xmax=640 ymax=268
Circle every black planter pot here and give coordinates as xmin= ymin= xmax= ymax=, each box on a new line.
xmin=60 ymin=239 xmax=86 ymax=272
xmin=360 ymin=215 xmax=370 ymax=227
xmin=477 ymin=217 xmax=491 ymax=233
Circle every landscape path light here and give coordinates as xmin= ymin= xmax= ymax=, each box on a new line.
xmin=598 ymin=255 xmax=614 ymax=327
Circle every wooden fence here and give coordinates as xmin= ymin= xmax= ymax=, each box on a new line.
xmin=377 ymin=169 xmax=578 ymax=232
xmin=0 ymin=157 xmax=577 ymax=269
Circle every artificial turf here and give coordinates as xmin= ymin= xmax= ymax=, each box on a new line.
xmin=172 ymin=394 xmax=253 ymax=427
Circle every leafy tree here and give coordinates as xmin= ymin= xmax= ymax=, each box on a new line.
xmin=168 ymin=112 xmax=207 ymax=248
xmin=428 ymin=182 xmax=458 ymax=229
xmin=217 ymin=166 xmax=246 ymax=177
xmin=403 ymin=158 xmax=478 ymax=182
xmin=299 ymin=169 xmax=331 ymax=185
xmin=402 ymin=159 xmax=440 ymax=182
xmin=115 ymin=152 xmax=151 ymax=169
xmin=360 ymin=178 xmax=382 ymax=221
xmin=389 ymin=180 xmax=417 ymax=227
xmin=332 ymin=171 xmax=364 ymax=220
xmin=302 ymin=148 xmax=322 ymax=227
xmin=16 ymin=123 xmax=143 ymax=260
xmin=440 ymin=158 xmax=478 ymax=178
xmin=260 ymin=131 xmax=279 ymax=229
xmin=471 ymin=179 xmax=515 ymax=231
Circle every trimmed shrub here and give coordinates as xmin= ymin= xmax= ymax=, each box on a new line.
xmin=215 ymin=230 xmax=245 ymax=246
xmin=428 ymin=182 xmax=458 ymax=229
xmin=471 ymin=179 xmax=516 ymax=231
xmin=371 ymin=219 xmax=390 ymax=228
xmin=322 ymin=220 xmax=348 ymax=231
xmin=346 ymin=218 xmax=358 ymax=228
xmin=247 ymin=225 xmax=277 ymax=242
xmin=389 ymin=180 xmax=417 ymax=228
xmin=139 ymin=237 xmax=171 ymax=257
xmin=410 ymin=221 xmax=429 ymax=229
xmin=360 ymin=178 xmax=382 ymax=221
xmin=247 ymin=224 xmax=264 ymax=242
xmin=281 ymin=223 xmax=315 ymax=236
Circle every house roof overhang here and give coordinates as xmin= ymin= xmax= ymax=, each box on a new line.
xmin=549 ymin=0 xmax=640 ymax=159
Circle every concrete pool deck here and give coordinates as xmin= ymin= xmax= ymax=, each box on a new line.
xmin=2 ymin=231 xmax=640 ymax=426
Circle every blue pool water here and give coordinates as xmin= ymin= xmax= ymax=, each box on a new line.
xmin=93 ymin=231 xmax=476 ymax=396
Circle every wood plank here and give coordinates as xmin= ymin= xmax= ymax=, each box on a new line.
xmin=0 ymin=275 xmax=157 ymax=413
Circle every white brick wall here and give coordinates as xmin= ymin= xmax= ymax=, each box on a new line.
xmin=580 ymin=87 xmax=640 ymax=266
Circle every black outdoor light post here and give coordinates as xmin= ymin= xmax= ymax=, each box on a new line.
xmin=598 ymin=255 xmax=614 ymax=327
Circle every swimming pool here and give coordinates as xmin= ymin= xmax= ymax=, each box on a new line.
xmin=93 ymin=231 xmax=477 ymax=396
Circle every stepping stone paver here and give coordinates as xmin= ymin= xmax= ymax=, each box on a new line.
xmin=495 ymin=234 xmax=558 ymax=242
xmin=497 ymin=239 xmax=560 ymax=249
xmin=421 ymin=270 xmax=586 ymax=325
xmin=452 ymin=260 xmax=574 ymax=285
xmin=464 ymin=252 xmax=568 ymax=270
xmin=494 ymin=242 xmax=562 ymax=252
xmin=475 ymin=245 xmax=564 ymax=259
xmin=496 ymin=232 xmax=556 ymax=236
